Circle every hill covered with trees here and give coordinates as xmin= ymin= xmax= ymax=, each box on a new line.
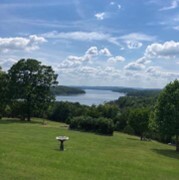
xmin=51 ymin=86 xmax=85 ymax=95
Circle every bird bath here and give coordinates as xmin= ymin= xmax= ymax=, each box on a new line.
xmin=56 ymin=136 xmax=69 ymax=151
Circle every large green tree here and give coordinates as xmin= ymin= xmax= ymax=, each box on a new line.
xmin=8 ymin=59 xmax=58 ymax=121
xmin=155 ymin=80 xmax=179 ymax=151
xmin=128 ymin=108 xmax=150 ymax=140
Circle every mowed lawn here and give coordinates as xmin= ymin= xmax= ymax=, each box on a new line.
xmin=0 ymin=118 xmax=179 ymax=180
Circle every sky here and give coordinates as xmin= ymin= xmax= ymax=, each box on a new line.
xmin=0 ymin=0 xmax=179 ymax=88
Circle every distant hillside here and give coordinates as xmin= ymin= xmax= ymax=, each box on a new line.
xmin=113 ymin=88 xmax=161 ymax=97
xmin=51 ymin=86 xmax=85 ymax=95
xmin=75 ymin=86 xmax=161 ymax=97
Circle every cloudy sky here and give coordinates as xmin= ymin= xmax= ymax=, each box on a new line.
xmin=0 ymin=0 xmax=179 ymax=88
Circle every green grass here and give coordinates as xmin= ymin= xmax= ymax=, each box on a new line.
xmin=0 ymin=118 xmax=179 ymax=180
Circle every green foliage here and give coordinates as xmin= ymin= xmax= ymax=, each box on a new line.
xmin=48 ymin=102 xmax=71 ymax=122
xmin=69 ymin=116 xmax=114 ymax=135
xmin=0 ymin=69 xmax=9 ymax=114
xmin=155 ymin=80 xmax=179 ymax=151
xmin=86 ymin=105 xmax=101 ymax=118
xmin=96 ymin=117 xmax=114 ymax=135
xmin=126 ymin=89 xmax=161 ymax=97
xmin=8 ymin=59 xmax=58 ymax=121
xmin=114 ymin=111 xmax=128 ymax=131
xmin=48 ymin=102 xmax=88 ymax=123
xmin=97 ymin=104 xmax=119 ymax=119
xmin=86 ymin=104 xmax=120 ymax=119
xmin=128 ymin=108 xmax=150 ymax=140
xmin=115 ymin=96 xmax=157 ymax=109
xmin=155 ymin=80 xmax=179 ymax=136
xmin=123 ymin=124 xmax=135 ymax=135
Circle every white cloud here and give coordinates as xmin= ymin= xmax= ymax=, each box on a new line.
xmin=124 ymin=62 xmax=145 ymax=71
xmin=108 ymin=56 xmax=125 ymax=63
xmin=79 ymin=66 xmax=98 ymax=74
xmin=110 ymin=2 xmax=115 ymax=5
xmin=42 ymin=31 xmax=119 ymax=45
xmin=123 ymin=40 xmax=179 ymax=76
xmin=136 ymin=57 xmax=151 ymax=65
xmin=58 ymin=60 xmax=81 ymax=69
xmin=173 ymin=26 xmax=179 ymax=30
xmin=146 ymin=66 xmax=179 ymax=79
xmin=145 ymin=41 xmax=179 ymax=59
xmin=124 ymin=41 xmax=179 ymax=72
xmin=67 ymin=55 xmax=83 ymax=62
xmin=120 ymin=33 xmax=156 ymax=42
xmin=59 ymin=46 xmax=108 ymax=69
xmin=99 ymin=48 xmax=112 ymax=56
xmin=0 ymin=58 xmax=17 ymax=71
xmin=159 ymin=0 xmax=178 ymax=11
xmin=118 ymin=4 xmax=121 ymax=9
xmin=123 ymin=56 xmax=151 ymax=72
xmin=120 ymin=33 xmax=155 ymax=49
xmin=85 ymin=46 xmax=98 ymax=56
xmin=146 ymin=66 xmax=161 ymax=75
xmin=125 ymin=41 xmax=143 ymax=49
xmin=0 ymin=35 xmax=46 ymax=53
xmin=95 ymin=12 xmax=106 ymax=20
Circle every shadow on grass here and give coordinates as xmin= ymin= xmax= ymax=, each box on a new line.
xmin=127 ymin=137 xmax=139 ymax=141
xmin=152 ymin=148 xmax=179 ymax=160
xmin=0 ymin=118 xmax=42 ymax=125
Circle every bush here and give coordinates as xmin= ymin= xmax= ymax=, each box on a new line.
xmin=96 ymin=117 xmax=114 ymax=135
xmin=0 ymin=114 xmax=2 ymax=119
xmin=69 ymin=116 xmax=114 ymax=135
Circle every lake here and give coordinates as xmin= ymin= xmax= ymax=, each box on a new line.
xmin=56 ymin=89 xmax=125 ymax=106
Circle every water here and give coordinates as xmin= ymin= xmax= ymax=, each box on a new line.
xmin=56 ymin=89 xmax=125 ymax=106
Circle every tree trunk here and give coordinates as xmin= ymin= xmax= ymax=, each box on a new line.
xmin=140 ymin=135 xmax=143 ymax=141
xmin=176 ymin=135 xmax=179 ymax=152
xmin=27 ymin=113 xmax=31 ymax=122
xmin=27 ymin=97 xmax=31 ymax=122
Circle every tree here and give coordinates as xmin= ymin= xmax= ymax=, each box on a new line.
xmin=0 ymin=67 xmax=9 ymax=116
xmin=155 ymin=80 xmax=179 ymax=151
xmin=128 ymin=108 xmax=150 ymax=140
xmin=8 ymin=59 xmax=58 ymax=121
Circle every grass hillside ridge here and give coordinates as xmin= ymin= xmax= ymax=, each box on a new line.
xmin=0 ymin=118 xmax=179 ymax=180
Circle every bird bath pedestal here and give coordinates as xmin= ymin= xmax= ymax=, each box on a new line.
xmin=56 ymin=136 xmax=69 ymax=151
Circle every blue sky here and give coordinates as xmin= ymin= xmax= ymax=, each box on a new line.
xmin=0 ymin=0 xmax=179 ymax=88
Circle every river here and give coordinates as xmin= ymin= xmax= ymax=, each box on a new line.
xmin=56 ymin=89 xmax=125 ymax=106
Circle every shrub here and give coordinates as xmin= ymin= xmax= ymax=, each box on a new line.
xmin=96 ymin=117 xmax=114 ymax=135
xmin=69 ymin=116 xmax=114 ymax=135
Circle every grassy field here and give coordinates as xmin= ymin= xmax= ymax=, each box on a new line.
xmin=0 ymin=118 xmax=179 ymax=180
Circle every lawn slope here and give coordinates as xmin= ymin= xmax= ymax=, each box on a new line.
xmin=0 ymin=118 xmax=179 ymax=180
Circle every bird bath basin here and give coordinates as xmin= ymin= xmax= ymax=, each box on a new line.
xmin=56 ymin=136 xmax=69 ymax=151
